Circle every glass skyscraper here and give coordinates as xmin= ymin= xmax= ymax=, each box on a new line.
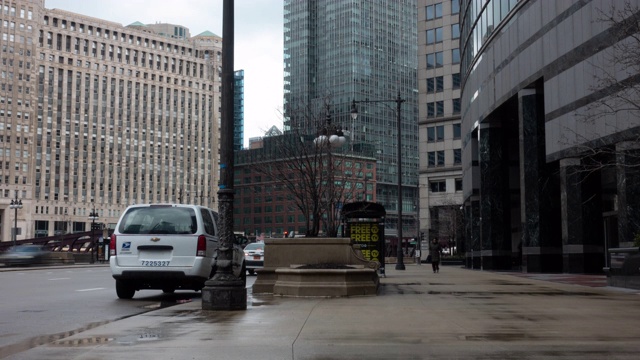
xmin=233 ymin=69 xmax=244 ymax=150
xmin=283 ymin=0 xmax=419 ymax=235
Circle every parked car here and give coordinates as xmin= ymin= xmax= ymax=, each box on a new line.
xmin=243 ymin=242 xmax=264 ymax=275
xmin=109 ymin=204 xmax=246 ymax=299
xmin=0 ymin=245 xmax=49 ymax=266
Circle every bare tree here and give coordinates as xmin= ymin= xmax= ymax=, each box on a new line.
xmin=564 ymin=1 xmax=640 ymax=174
xmin=247 ymin=104 xmax=363 ymax=237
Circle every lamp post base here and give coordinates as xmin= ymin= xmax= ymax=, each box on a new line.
xmin=202 ymin=277 xmax=247 ymax=311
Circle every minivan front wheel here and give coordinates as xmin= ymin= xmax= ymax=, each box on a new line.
xmin=116 ymin=280 xmax=135 ymax=299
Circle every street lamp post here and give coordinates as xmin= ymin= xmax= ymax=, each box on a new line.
xmin=351 ymin=92 xmax=406 ymax=270
xmin=201 ymin=0 xmax=247 ymax=311
xmin=88 ymin=209 xmax=99 ymax=264
xmin=9 ymin=194 xmax=23 ymax=247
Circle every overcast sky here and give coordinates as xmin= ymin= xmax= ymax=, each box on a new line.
xmin=45 ymin=0 xmax=284 ymax=147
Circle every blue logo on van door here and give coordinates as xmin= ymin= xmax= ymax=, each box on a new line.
xmin=121 ymin=242 xmax=131 ymax=254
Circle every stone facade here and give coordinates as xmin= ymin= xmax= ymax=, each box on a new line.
xmin=0 ymin=0 xmax=223 ymax=242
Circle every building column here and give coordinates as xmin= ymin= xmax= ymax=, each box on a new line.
xmin=617 ymin=141 xmax=640 ymax=246
xmin=479 ymin=122 xmax=511 ymax=270
xmin=560 ymin=158 xmax=604 ymax=273
xmin=518 ymin=89 xmax=562 ymax=272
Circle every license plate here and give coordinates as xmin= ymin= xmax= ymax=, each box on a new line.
xmin=141 ymin=260 xmax=169 ymax=267
xmin=253 ymin=255 xmax=261 ymax=260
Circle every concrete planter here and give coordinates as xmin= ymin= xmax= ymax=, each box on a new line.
xmin=252 ymin=238 xmax=380 ymax=297
xmin=605 ymin=247 xmax=640 ymax=290
xmin=273 ymin=265 xmax=378 ymax=297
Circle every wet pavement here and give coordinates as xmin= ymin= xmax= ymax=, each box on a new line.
xmin=6 ymin=265 xmax=640 ymax=359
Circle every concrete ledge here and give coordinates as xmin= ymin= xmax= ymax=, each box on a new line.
xmin=273 ymin=266 xmax=378 ymax=297
xmin=253 ymin=238 xmax=380 ymax=295
xmin=43 ymin=252 xmax=75 ymax=265
xmin=252 ymin=267 xmax=277 ymax=294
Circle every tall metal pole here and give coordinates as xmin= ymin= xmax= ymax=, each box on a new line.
xmin=10 ymin=195 xmax=22 ymax=247
xmin=350 ymin=93 xmax=406 ymax=270
xmin=91 ymin=216 xmax=95 ymax=264
xmin=202 ymin=0 xmax=246 ymax=311
xmin=13 ymin=204 xmax=18 ymax=247
xmin=395 ymin=92 xmax=405 ymax=270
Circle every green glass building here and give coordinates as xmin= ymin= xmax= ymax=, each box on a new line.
xmin=283 ymin=0 xmax=419 ymax=237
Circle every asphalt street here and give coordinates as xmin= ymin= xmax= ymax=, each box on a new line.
xmin=4 ymin=264 xmax=640 ymax=360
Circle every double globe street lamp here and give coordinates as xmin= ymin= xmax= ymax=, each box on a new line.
xmin=351 ymin=92 xmax=406 ymax=270
xmin=313 ymin=105 xmax=349 ymax=148
xmin=9 ymin=195 xmax=23 ymax=247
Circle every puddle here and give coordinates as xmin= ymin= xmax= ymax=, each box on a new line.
xmin=0 ymin=319 xmax=112 ymax=357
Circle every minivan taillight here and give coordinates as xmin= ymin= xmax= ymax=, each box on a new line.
xmin=110 ymin=234 xmax=117 ymax=256
xmin=196 ymin=235 xmax=206 ymax=257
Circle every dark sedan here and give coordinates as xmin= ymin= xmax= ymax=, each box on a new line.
xmin=0 ymin=245 xmax=50 ymax=266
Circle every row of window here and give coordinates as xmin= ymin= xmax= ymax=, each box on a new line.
xmin=427 ymin=149 xmax=461 ymax=167
xmin=426 ymin=73 xmax=460 ymax=93
xmin=427 ymin=123 xmax=461 ymax=142
xmin=40 ymin=32 xmax=211 ymax=80
xmin=43 ymin=15 xmax=201 ymax=58
xmin=426 ymin=98 xmax=460 ymax=118
xmin=425 ymin=0 xmax=460 ymax=20
xmin=427 ymin=49 xmax=460 ymax=69
xmin=426 ymin=24 xmax=460 ymax=45
xmin=2 ymin=4 xmax=33 ymax=20
xmin=430 ymin=178 xmax=462 ymax=193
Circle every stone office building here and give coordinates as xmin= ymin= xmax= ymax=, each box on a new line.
xmin=0 ymin=0 xmax=222 ymax=241
xmin=460 ymin=0 xmax=640 ymax=273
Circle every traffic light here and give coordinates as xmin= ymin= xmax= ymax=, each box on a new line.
xmin=284 ymin=231 xmax=288 ymax=238
xmin=420 ymin=232 xmax=425 ymax=241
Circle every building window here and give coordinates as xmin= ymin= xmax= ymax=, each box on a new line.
xmin=453 ymin=98 xmax=461 ymax=114
xmin=427 ymin=102 xmax=435 ymax=118
xmin=452 ymin=73 xmax=461 ymax=89
xmin=428 ymin=151 xmax=435 ymax=167
xmin=426 ymin=76 xmax=443 ymax=93
xmin=426 ymin=27 xmax=443 ymax=44
xmin=426 ymin=3 xmax=443 ymax=20
xmin=453 ymin=123 xmax=461 ymax=139
xmin=454 ymin=149 xmax=461 ymax=164
xmin=427 ymin=53 xmax=434 ymax=69
xmin=427 ymin=52 xmax=443 ymax=69
xmin=452 ymin=0 xmax=460 ymax=14
xmin=452 ymin=48 xmax=461 ymax=64
xmin=430 ymin=180 xmax=446 ymax=192
xmin=427 ymin=125 xmax=444 ymax=142
xmin=455 ymin=178 xmax=462 ymax=191
xmin=437 ymin=150 xmax=444 ymax=166
xmin=452 ymin=23 xmax=460 ymax=39
xmin=436 ymin=101 xmax=444 ymax=117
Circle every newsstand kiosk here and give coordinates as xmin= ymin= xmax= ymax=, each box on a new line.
xmin=341 ymin=201 xmax=386 ymax=276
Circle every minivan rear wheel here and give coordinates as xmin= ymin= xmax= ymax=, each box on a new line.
xmin=116 ymin=280 xmax=135 ymax=299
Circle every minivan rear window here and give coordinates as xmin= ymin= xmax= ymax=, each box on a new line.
xmin=118 ymin=206 xmax=197 ymax=234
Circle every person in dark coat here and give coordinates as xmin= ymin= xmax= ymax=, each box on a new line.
xmin=429 ymin=238 xmax=442 ymax=273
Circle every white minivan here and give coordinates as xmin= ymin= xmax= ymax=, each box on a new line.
xmin=109 ymin=204 xmax=245 ymax=299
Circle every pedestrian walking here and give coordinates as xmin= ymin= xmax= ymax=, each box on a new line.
xmin=429 ymin=238 xmax=442 ymax=273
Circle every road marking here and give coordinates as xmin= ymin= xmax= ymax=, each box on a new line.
xmin=76 ymin=288 xmax=105 ymax=292
xmin=49 ymin=277 xmax=70 ymax=281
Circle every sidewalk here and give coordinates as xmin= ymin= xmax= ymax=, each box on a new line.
xmin=8 ymin=265 xmax=640 ymax=360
